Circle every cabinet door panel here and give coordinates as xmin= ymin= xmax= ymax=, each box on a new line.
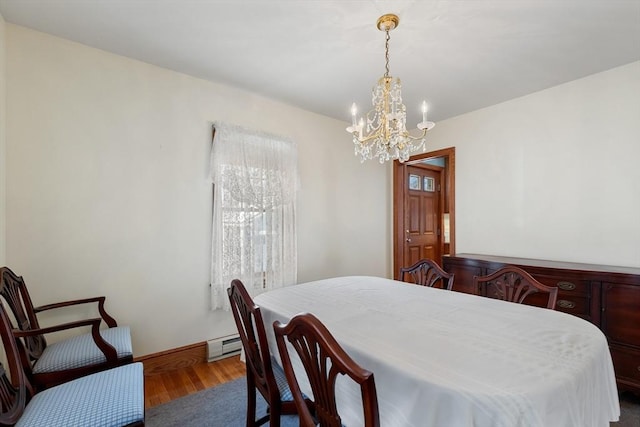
xmin=602 ymin=282 xmax=640 ymax=347
xmin=442 ymin=259 xmax=482 ymax=294
xmin=609 ymin=345 xmax=640 ymax=391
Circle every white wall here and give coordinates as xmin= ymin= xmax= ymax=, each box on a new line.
xmin=6 ymin=22 xmax=639 ymax=357
xmin=5 ymin=25 xmax=391 ymax=357
xmin=426 ymin=61 xmax=640 ymax=268
xmin=0 ymin=14 xmax=6 ymax=266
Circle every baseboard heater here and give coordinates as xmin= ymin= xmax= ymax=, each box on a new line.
xmin=207 ymin=334 xmax=242 ymax=362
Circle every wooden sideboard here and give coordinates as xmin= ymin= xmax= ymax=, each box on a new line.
xmin=442 ymin=253 xmax=640 ymax=394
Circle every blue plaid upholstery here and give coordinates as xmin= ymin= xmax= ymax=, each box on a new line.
xmin=271 ymin=357 xmax=294 ymax=401
xmin=17 ymin=362 xmax=144 ymax=427
xmin=270 ymin=356 xmax=309 ymax=403
xmin=33 ymin=326 xmax=132 ymax=374
xmin=272 ymin=361 xmax=329 ymax=426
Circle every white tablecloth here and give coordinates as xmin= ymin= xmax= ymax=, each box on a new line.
xmin=254 ymin=276 xmax=620 ymax=427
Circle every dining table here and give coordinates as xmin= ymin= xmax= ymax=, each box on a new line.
xmin=253 ymin=275 xmax=620 ymax=427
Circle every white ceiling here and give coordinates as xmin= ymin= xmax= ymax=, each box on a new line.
xmin=0 ymin=0 xmax=638 ymax=126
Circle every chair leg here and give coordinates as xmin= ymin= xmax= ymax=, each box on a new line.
xmin=269 ymin=400 xmax=281 ymax=427
xmin=246 ymin=376 xmax=257 ymax=427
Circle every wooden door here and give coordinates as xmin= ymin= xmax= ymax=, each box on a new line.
xmin=393 ymin=147 xmax=456 ymax=280
xmin=404 ymin=165 xmax=442 ymax=268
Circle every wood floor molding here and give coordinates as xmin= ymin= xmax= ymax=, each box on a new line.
xmin=137 ymin=341 xmax=207 ymax=376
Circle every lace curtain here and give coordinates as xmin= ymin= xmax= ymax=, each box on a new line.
xmin=210 ymin=123 xmax=298 ymax=310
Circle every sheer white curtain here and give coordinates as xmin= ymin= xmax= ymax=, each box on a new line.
xmin=210 ymin=123 xmax=298 ymax=310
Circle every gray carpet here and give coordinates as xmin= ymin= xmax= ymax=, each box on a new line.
xmin=146 ymin=377 xmax=640 ymax=426
xmin=146 ymin=377 xmax=298 ymax=427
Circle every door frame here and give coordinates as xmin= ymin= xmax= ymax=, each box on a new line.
xmin=393 ymin=147 xmax=456 ymax=280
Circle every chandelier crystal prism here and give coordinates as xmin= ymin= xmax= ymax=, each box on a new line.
xmin=346 ymin=14 xmax=435 ymax=164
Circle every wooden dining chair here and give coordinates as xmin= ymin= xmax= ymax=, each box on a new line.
xmin=399 ymin=258 xmax=455 ymax=290
xmin=274 ymin=313 xmax=380 ymax=427
xmin=473 ymin=265 xmax=559 ymax=309
xmin=227 ymin=279 xmax=301 ymax=427
xmin=0 ymin=300 xmax=145 ymax=427
xmin=0 ymin=266 xmax=133 ymax=390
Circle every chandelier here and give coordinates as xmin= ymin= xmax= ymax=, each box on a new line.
xmin=346 ymin=14 xmax=435 ymax=164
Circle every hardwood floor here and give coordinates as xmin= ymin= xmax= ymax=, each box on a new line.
xmin=144 ymin=355 xmax=246 ymax=409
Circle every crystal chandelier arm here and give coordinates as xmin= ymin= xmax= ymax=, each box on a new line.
xmin=353 ymin=132 xmax=380 ymax=144
xmin=403 ymin=128 xmax=428 ymax=141
xmin=352 ymin=127 xmax=428 ymax=144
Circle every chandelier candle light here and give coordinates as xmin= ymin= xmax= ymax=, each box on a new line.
xmin=347 ymin=14 xmax=435 ymax=164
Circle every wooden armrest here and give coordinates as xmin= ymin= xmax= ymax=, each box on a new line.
xmin=13 ymin=318 xmax=100 ymax=337
xmin=34 ymin=296 xmax=118 ymax=328
xmin=12 ymin=318 xmax=118 ymax=362
xmin=35 ymin=296 xmax=104 ymax=312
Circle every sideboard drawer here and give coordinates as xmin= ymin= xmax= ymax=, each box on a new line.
xmin=528 ymin=274 xmax=591 ymax=296
xmin=554 ymin=296 xmax=591 ymax=318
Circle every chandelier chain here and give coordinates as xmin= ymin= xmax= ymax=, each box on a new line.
xmin=384 ymin=30 xmax=390 ymax=78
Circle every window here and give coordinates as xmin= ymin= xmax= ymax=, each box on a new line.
xmin=210 ymin=123 xmax=298 ymax=310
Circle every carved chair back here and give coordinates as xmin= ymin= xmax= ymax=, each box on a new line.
xmin=0 ymin=267 xmax=46 ymax=363
xmin=400 ymin=259 xmax=455 ymax=290
xmin=228 ymin=280 xmax=277 ymax=398
xmin=274 ymin=313 xmax=380 ymax=427
xmin=473 ymin=265 xmax=559 ymax=309
xmin=0 ymin=300 xmax=31 ymax=426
